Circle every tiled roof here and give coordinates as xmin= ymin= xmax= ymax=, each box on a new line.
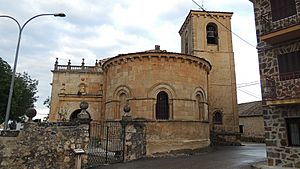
xmin=238 ymin=101 xmax=263 ymax=117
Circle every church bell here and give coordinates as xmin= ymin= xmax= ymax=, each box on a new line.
xmin=207 ymin=30 xmax=216 ymax=38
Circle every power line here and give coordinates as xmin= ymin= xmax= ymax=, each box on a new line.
xmin=237 ymin=81 xmax=260 ymax=88
xmin=191 ymin=0 xmax=257 ymax=48
xmin=237 ymin=81 xmax=260 ymax=85
xmin=238 ymin=88 xmax=261 ymax=99
xmin=237 ymin=83 xmax=260 ymax=88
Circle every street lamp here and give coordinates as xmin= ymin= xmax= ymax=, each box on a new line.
xmin=0 ymin=13 xmax=66 ymax=130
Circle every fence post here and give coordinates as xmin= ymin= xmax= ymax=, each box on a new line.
xmin=105 ymin=126 xmax=109 ymax=164
xmin=76 ymin=101 xmax=92 ymax=168
xmin=73 ymin=149 xmax=85 ymax=169
xmin=120 ymin=102 xmax=132 ymax=162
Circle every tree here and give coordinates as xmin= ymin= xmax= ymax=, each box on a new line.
xmin=0 ymin=57 xmax=38 ymax=123
xmin=43 ymin=96 xmax=51 ymax=108
xmin=43 ymin=96 xmax=51 ymax=121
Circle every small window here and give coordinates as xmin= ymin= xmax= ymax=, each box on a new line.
xmin=156 ymin=91 xmax=169 ymax=120
xmin=206 ymin=23 xmax=218 ymax=45
xmin=185 ymin=31 xmax=189 ymax=54
xmin=277 ymin=50 xmax=300 ymax=80
xmin=239 ymin=125 xmax=244 ymax=133
xmin=119 ymin=93 xmax=127 ymax=115
xmin=213 ymin=111 xmax=222 ymax=124
xmin=286 ymin=118 xmax=300 ymax=146
xmin=271 ymin=0 xmax=297 ymax=21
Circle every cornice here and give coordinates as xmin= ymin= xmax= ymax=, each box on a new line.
xmin=102 ymin=51 xmax=212 ymax=73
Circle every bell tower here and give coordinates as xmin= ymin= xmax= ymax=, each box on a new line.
xmin=179 ymin=10 xmax=239 ymax=142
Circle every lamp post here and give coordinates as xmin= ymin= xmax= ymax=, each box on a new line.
xmin=0 ymin=13 xmax=66 ymax=130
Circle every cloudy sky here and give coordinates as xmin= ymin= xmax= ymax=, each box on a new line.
xmin=0 ymin=0 xmax=261 ymax=119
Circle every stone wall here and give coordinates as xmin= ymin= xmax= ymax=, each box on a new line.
xmin=0 ymin=122 xmax=89 ymax=169
xmin=210 ymin=131 xmax=241 ymax=146
xmin=123 ymin=120 xmax=146 ymax=161
xmin=264 ymin=105 xmax=300 ymax=168
xmin=252 ymin=0 xmax=300 ymax=37
xmin=251 ymin=0 xmax=300 ymax=167
xmin=145 ymin=120 xmax=210 ymax=155
xmin=239 ymin=116 xmax=265 ymax=142
xmin=258 ymin=41 xmax=300 ymax=101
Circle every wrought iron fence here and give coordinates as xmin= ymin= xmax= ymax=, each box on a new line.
xmin=84 ymin=121 xmax=124 ymax=168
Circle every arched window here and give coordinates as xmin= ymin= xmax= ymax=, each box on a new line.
xmin=196 ymin=94 xmax=204 ymax=120
xmin=213 ymin=111 xmax=223 ymax=124
xmin=206 ymin=23 xmax=218 ymax=45
xmin=70 ymin=109 xmax=91 ymax=121
xmin=119 ymin=93 xmax=127 ymax=115
xmin=156 ymin=91 xmax=169 ymax=120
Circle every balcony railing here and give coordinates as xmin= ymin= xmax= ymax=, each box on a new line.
xmin=260 ymin=11 xmax=300 ymax=36
xmin=279 ymin=71 xmax=300 ymax=81
xmin=53 ymin=64 xmax=103 ymax=73
xmin=53 ymin=58 xmax=103 ymax=73
xmin=263 ymin=72 xmax=300 ymax=102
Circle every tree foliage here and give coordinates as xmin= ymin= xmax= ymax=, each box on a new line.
xmin=0 ymin=57 xmax=38 ymax=123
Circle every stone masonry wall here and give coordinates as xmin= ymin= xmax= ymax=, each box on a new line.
xmin=0 ymin=122 xmax=89 ymax=169
xmin=263 ymin=105 xmax=300 ymax=168
xmin=239 ymin=116 xmax=265 ymax=142
xmin=259 ymin=41 xmax=300 ymax=101
xmin=123 ymin=120 xmax=146 ymax=161
xmin=145 ymin=121 xmax=210 ymax=155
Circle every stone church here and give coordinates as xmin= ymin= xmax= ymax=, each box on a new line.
xmin=49 ymin=10 xmax=240 ymax=154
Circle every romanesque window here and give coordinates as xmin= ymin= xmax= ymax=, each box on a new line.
xmin=213 ymin=111 xmax=223 ymax=124
xmin=277 ymin=50 xmax=300 ymax=80
xmin=156 ymin=91 xmax=169 ymax=120
xmin=271 ymin=0 xmax=297 ymax=21
xmin=206 ymin=23 xmax=218 ymax=45
xmin=286 ymin=118 xmax=300 ymax=146
xmin=119 ymin=93 xmax=127 ymax=115
xmin=196 ymin=94 xmax=204 ymax=120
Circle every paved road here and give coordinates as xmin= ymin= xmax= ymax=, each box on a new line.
xmin=95 ymin=143 xmax=266 ymax=169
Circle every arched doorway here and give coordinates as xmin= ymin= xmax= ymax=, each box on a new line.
xmin=70 ymin=109 xmax=91 ymax=121
xmin=156 ymin=91 xmax=169 ymax=120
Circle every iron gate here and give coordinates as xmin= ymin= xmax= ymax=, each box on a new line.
xmin=84 ymin=121 xmax=124 ymax=168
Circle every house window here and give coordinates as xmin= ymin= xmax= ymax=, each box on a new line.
xmin=156 ymin=91 xmax=169 ymax=120
xmin=277 ymin=50 xmax=300 ymax=80
xmin=206 ymin=23 xmax=218 ymax=45
xmin=286 ymin=118 xmax=300 ymax=146
xmin=213 ymin=111 xmax=223 ymax=124
xmin=239 ymin=125 xmax=244 ymax=133
xmin=271 ymin=0 xmax=297 ymax=21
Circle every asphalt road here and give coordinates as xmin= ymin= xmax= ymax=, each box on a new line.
xmin=95 ymin=143 xmax=266 ymax=169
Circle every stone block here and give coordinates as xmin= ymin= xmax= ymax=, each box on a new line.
xmin=268 ymin=158 xmax=274 ymax=166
